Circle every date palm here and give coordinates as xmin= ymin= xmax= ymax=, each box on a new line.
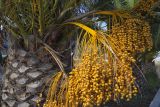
xmin=0 ymin=0 xmax=95 ymax=107
xmin=0 ymin=0 xmax=158 ymax=107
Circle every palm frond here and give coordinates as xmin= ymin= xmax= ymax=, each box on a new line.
xmin=114 ymin=0 xmax=139 ymax=10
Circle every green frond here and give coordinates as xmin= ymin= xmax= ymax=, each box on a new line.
xmin=113 ymin=0 xmax=139 ymax=10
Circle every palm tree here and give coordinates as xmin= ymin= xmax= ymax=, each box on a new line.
xmin=0 ymin=0 xmax=158 ymax=107
xmin=0 ymin=0 xmax=98 ymax=106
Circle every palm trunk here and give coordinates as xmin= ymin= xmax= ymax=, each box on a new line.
xmin=1 ymin=47 xmax=54 ymax=107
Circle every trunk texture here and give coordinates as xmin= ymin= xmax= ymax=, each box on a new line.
xmin=1 ymin=48 xmax=54 ymax=107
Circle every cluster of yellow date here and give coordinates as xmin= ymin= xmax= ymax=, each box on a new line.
xmin=68 ymin=49 xmax=138 ymax=107
xmin=133 ymin=0 xmax=158 ymax=13
xmin=111 ymin=18 xmax=152 ymax=54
